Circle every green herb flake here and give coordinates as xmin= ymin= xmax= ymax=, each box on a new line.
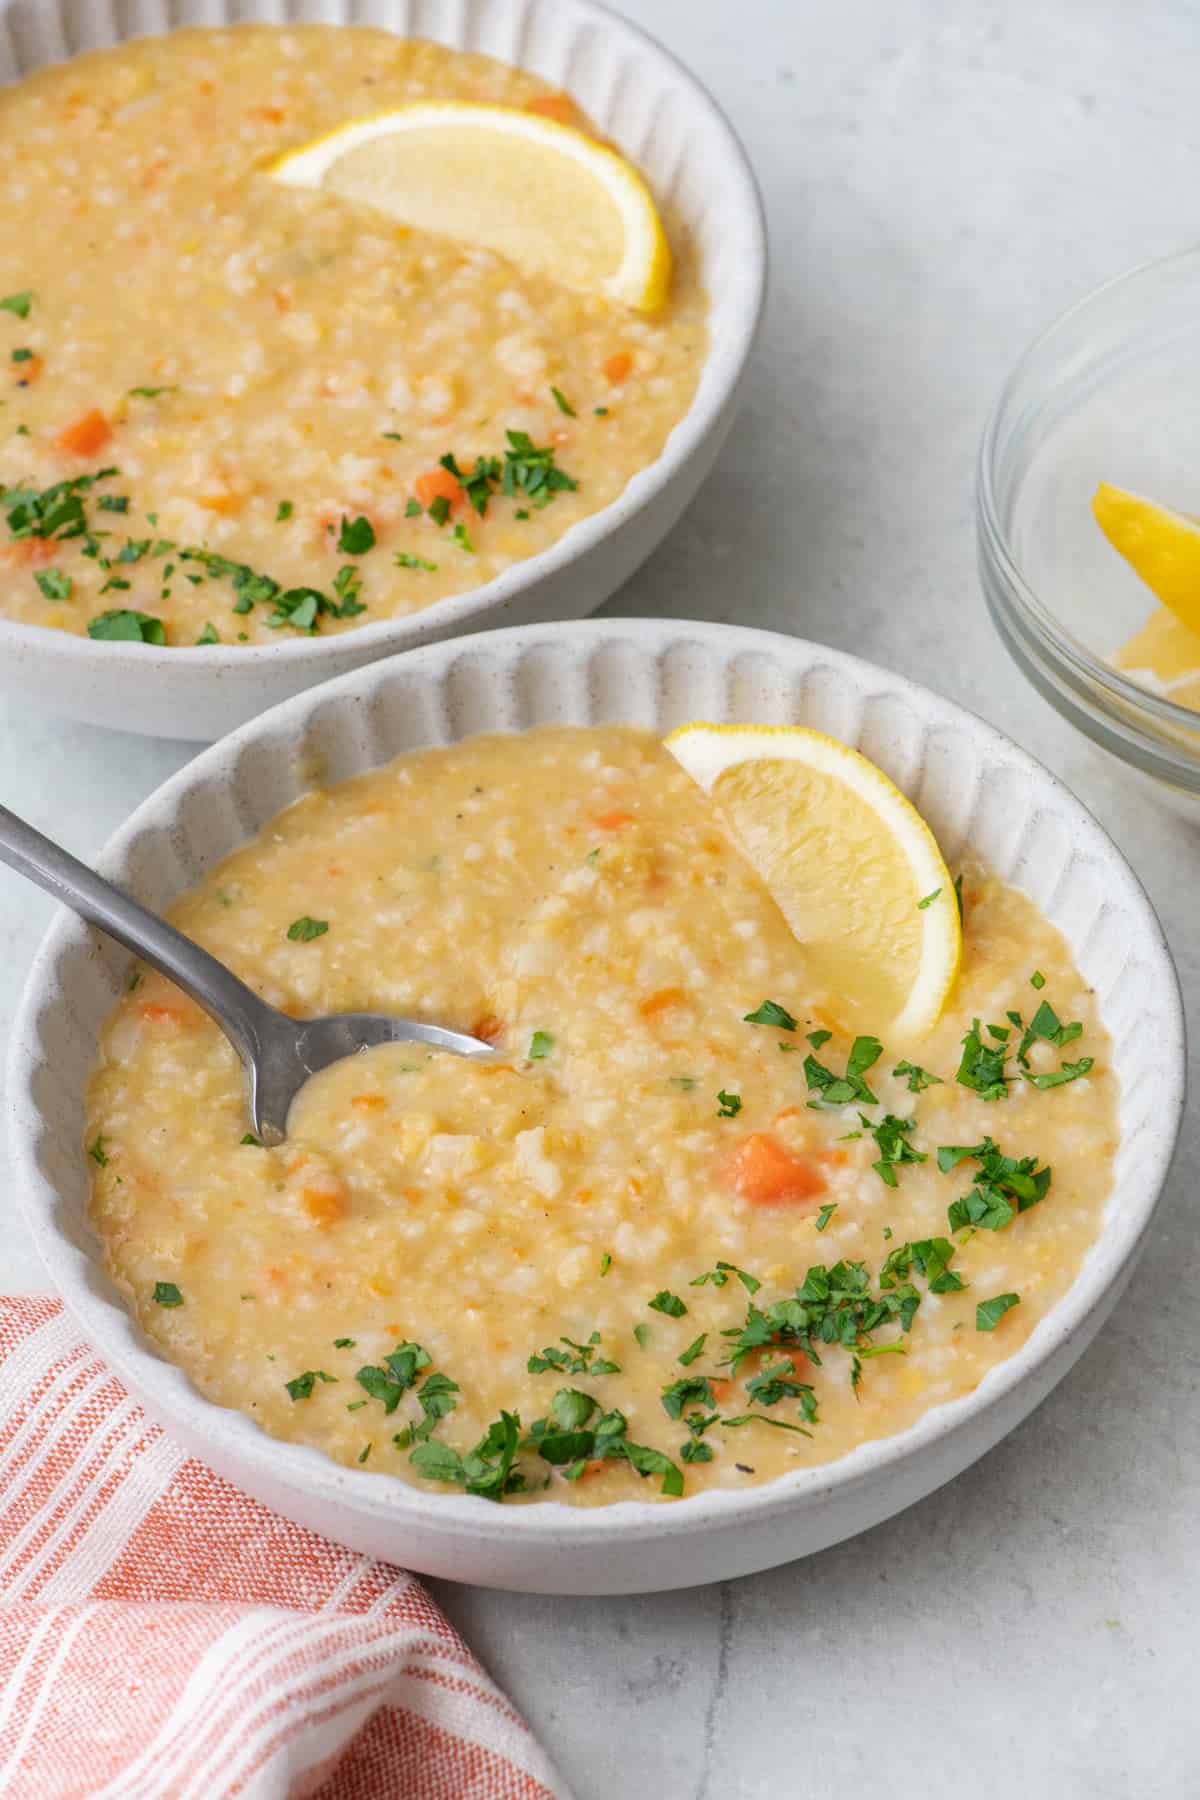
xmin=152 ymin=1281 xmax=183 ymax=1308
xmin=196 ymin=622 xmax=219 ymax=645
xmin=633 ymin=1322 xmax=651 ymax=1350
xmin=404 ymin=498 xmax=422 ymax=517
xmin=285 ymin=1369 xmax=335 ymax=1401
xmin=805 ymin=1035 xmax=882 ymax=1108
xmin=678 ymin=1333 xmax=708 ymax=1366
xmin=807 ymin=1028 xmax=832 ymax=1050
xmin=956 ymin=1018 xmax=1009 ymax=1101
xmin=669 ymin=1075 xmax=697 ymax=1091
xmin=87 ymin=609 xmax=165 ymax=645
xmin=337 ymin=514 xmax=375 ymax=555
xmin=917 ymin=888 xmax=941 ymax=909
xmin=976 ymin=1292 xmax=1020 ymax=1332
xmin=744 ymin=999 xmax=798 ymax=1030
xmin=451 ymin=521 xmax=475 ymax=553
xmin=275 ymin=500 xmax=293 ymax=521
xmin=0 ymin=291 xmax=32 ymax=319
xmin=35 ymin=568 xmax=72 ymax=601
xmin=690 ymin=1260 xmax=762 ymax=1295
xmin=594 ymin=406 xmax=609 ymax=416
xmin=528 ymin=1030 xmax=554 ymax=1060
xmin=428 ymin=494 xmax=451 ymax=528
xmin=240 ymin=1133 xmax=261 ymax=1147
xmin=893 ymin=1059 xmax=942 ymax=1093
xmin=395 ymin=551 xmax=438 ymax=571
xmin=287 ymin=916 xmax=328 ymax=943
xmin=815 ymin=1202 xmax=837 ymax=1232
xmin=357 ymin=1442 xmax=372 ymax=1463
xmin=550 ymin=385 xmax=576 ymax=417
xmin=866 ymin=1113 xmax=926 ymax=1188
xmin=11 ymin=347 xmax=32 ymax=364
xmin=333 ymin=1336 xmax=356 ymax=1348
xmin=1028 ymin=1058 xmax=1094 ymax=1089
xmin=649 ymin=1290 xmax=688 ymax=1318
xmin=128 ymin=384 xmax=178 ymax=398
xmin=88 ymin=1135 xmax=109 ymax=1167
xmin=97 ymin=495 xmax=130 ymax=513
xmin=599 ymin=1252 xmax=612 ymax=1276
xmin=716 ymin=1088 xmax=743 ymax=1117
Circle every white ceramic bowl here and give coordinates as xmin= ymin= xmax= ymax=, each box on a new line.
xmin=9 ymin=619 xmax=1185 ymax=1594
xmin=0 ymin=0 xmax=765 ymax=741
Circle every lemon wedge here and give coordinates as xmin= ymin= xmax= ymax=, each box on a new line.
xmin=1112 ymin=604 xmax=1200 ymax=709
xmin=664 ymin=723 xmax=961 ymax=1040
xmin=1093 ymin=482 xmax=1200 ymax=637
xmin=271 ymin=101 xmax=671 ymax=313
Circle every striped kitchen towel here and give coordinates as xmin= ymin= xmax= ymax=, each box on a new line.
xmin=0 ymin=1296 xmax=568 ymax=1800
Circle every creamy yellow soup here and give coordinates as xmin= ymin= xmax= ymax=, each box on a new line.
xmin=86 ymin=728 xmax=1117 ymax=1505
xmin=0 ymin=28 xmax=706 ymax=645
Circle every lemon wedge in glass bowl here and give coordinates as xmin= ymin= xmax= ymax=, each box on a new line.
xmin=271 ymin=100 xmax=672 ymax=313
xmin=665 ymin=723 xmax=962 ymax=1040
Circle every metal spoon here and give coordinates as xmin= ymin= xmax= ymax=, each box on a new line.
xmin=0 ymin=801 xmax=495 ymax=1145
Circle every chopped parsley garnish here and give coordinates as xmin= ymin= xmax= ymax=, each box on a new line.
xmin=661 ymin=1375 xmax=717 ymax=1419
xmin=716 ymin=1088 xmax=743 ymax=1117
xmin=550 ymin=385 xmax=576 ymax=416
xmin=88 ymin=609 xmax=165 ymax=644
xmin=355 ymin=1341 xmax=433 ymax=1414
xmin=599 ymin=1252 xmax=612 ymax=1276
xmin=196 ymin=622 xmax=219 ymax=645
xmin=428 ymin=494 xmax=451 ymax=527
xmin=721 ymin=1259 xmax=920 ymax=1380
xmin=357 ymin=1443 xmax=372 ymax=1463
xmin=917 ymin=888 xmax=941 ymax=909
xmin=723 ymin=1413 xmax=813 ymax=1437
xmin=649 ymin=1290 xmax=688 ymax=1318
xmin=805 ymin=1035 xmax=882 ymax=1107
xmin=404 ymin=497 xmax=422 ymax=516
xmin=879 ymin=1236 xmax=964 ymax=1294
xmin=286 ymin=915 xmax=328 ymax=943
xmin=0 ymin=291 xmax=32 ymax=318
xmin=333 ymin=565 xmax=366 ymax=616
xmin=240 ymin=1133 xmax=261 ymax=1146
xmin=1030 ymin=970 xmax=1046 ymax=989
xmin=745 ymin=1360 xmax=818 ymax=1415
xmin=939 ymin=1136 xmax=1051 ymax=1233
xmin=865 ymin=1113 xmax=926 ymax=1187
xmin=1028 ymin=1058 xmax=1094 ymax=1088
xmin=285 ymin=1369 xmax=335 ymax=1401
xmin=806 ymin=1028 xmax=832 ymax=1050
xmin=528 ymin=1029 xmax=554 ymax=1060
xmin=411 ymin=1410 xmax=524 ymax=1500
xmin=954 ymin=874 xmax=964 ymax=918
xmin=893 ymin=1059 xmax=942 ymax=1093
xmin=2 ymin=467 xmax=119 ymax=542
xmin=1016 ymin=997 xmax=1084 ymax=1065
xmin=744 ymin=999 xmax=798 ymax=1030
xmin=815 ymin=1203 xmax=837 ymax=1232
xmin=451 ymin=521 xmax=474 ymax=553
xmin=678 ymin=1333 xmax=708 ymax=1366
xmin=152 ymin=1281 xmax=183 ymax=1307
xmin=633 ymin=1322 xmax=651 ymax=1350
xmin=35 ymin=568 xmax=72 ymax=601
xmin=689 ymin=1260 xmax=761 ymax=1294
xmin=594 ymin=406 xmax=609 ymax=417
xmin=337 ymin=514 xmax=375 ymax=555
xmin=333 ymin=1336 xmax=355 ymax=1348
xmin=97 ymin=495 xmax=129 ymax=513
xmin=395 ymin=551 xmax=438 ymax=572
xmin=128 ymin=384 xmax=178 ymax=398
xmin=275 ymin=500 xmax=293 ymax=521
xmin=976 ymin=1292 xmax=1020 ymax=1332
xmin=527 ymin=1331 xmax=619 ymax=1376
xmin=11 ymin=347 xmax=32 ymax=363
xmin=956 ymin=1018 xmax=1009 ymax=1100
xmin=669 ymin=1075 xmax=698 ymax=1091
xmin=88 ymin=1135 xmax=108 ymax=1167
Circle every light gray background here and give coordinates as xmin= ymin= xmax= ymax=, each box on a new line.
xmin=2 ymin=2 xmax=1196 ymax=1794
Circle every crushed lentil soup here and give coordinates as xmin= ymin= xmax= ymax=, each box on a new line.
xmin=86 ymin=727 xmax=1117 ymax=1505
xmin=0 ymin=27 xmax=705 ymax=645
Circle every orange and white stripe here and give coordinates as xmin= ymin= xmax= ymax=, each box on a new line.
xmin=0 ymin=1297 xmax=568 ymax=1799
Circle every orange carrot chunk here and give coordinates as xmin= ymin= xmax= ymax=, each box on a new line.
xmin=638 ymin=986 xmax=688 ymax=1019
xmin=414 ymin=467 xmax=466 ymax=514
xmin=594 ymin=808 xmax=635 ymax=830
xmin=724 ymin=1133 xmax=826 ymax=1205
xmin=55 ymin=409 xmax=112 ymax=457
xmin=603 ymin=350 xmax=634 ymax=384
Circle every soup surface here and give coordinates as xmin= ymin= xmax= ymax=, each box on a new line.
xmin=0 ymin=28 xmax=706 ymax=645
xmin=87 ymin=727 xmax=1117 ymax=1505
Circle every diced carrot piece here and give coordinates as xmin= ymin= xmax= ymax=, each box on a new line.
xmin=708 ymin=1377 xmax=735 ymax=1401
xmin=524 ymin=93 xmax=579 ymax=125
xmin=248 ymin=104 xmax=285 ymax=123
xmin=724 ymin=1133 xmax=826 ymax=1205
xmin=603 ymin=350 xmax=634 ymax=385
xmin=639 ymin=986 xmax=688 ymax=1020
xmin=414 ymin=467 xmax=465 ymax=515
xmin=197 ymin=491 xmax=243 ymax=514
xmin=351 ymin=1094 xmax=385 ymax=1110
xmin=594 ymin=808 xmax=635 ymax=830
xmin=55 ymin=410 xmax=112 ymax=456
xmin=471 ymin=1012 xmax=505 ymax=1045
xmin=1 ymin=539 xmax=59 ymax=567
xmin=140 ymin=1002 xmax=187 ymax=1026
xmin=302 ymin=1185 xmax=345 ymax=1226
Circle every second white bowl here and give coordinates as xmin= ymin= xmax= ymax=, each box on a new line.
xmin=8 ymin=618 xmax=1185 ymax=1593
xmin=0 ymin=0 xmax=765 ymax=740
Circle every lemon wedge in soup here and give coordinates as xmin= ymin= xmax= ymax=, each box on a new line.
xmin=664 ymin=723 xmax=962 ymax=1040
xmin=271 ymin=101 xmax=672 ymax=313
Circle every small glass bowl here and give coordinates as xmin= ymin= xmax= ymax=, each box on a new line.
xmin=977 ymin=246 xmax=1200 ymax=810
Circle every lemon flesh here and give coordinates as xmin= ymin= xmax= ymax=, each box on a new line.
xmin=1112 ymin=604 xmax=1200 ymax=710
xmin=1093 ymin=481 xmax=1200 ymax=638
xmin=271 ymin=102 xmax=671 ymax=313
xmin=664 ymin=724 xmax=961 ymax=1041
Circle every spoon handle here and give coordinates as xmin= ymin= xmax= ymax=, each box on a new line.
xmin=0 ymin=801 xmax=275 ymax=1064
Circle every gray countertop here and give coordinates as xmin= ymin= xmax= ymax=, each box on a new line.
xmin=1 ymin=2 xmax=1195 ymax=1794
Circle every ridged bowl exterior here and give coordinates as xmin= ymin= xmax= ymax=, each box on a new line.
xmin=7 ymin=619 xmax=1185 ymax=1592
xmin=0 ymin=0 xmax=766 ymax=738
